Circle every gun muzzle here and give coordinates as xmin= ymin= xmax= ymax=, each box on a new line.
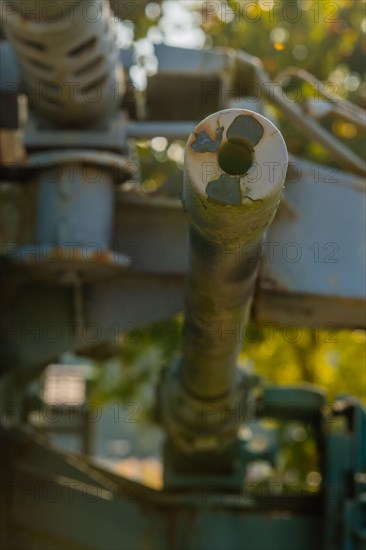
xmin=161 ymin=109 xmax=288 ymax=453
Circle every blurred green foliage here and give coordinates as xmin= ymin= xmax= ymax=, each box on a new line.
xmin=198 ymin=0 xmax=365 ymax=161
xmin=93 ymin=318 xmax=365 ymax=413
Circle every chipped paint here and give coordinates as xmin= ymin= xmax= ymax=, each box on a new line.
xmin=206 ymin=174 xmax=241 ymax=205
xmin=191 ymin=124 xmax=224 ymax=153
xmin=226 ymin=114 xmax=264 ymax=148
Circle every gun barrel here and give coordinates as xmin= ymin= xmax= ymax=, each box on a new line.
xmin=181 ymin=108 xmax=288 ymax=399
xmin=161 ymin=109 xmax=287 ymax=453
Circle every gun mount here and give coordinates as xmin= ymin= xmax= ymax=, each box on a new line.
xmin=0 ymin=1 xmax=365 ymax=549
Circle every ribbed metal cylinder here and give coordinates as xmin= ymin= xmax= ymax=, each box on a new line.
xmin=2 ymin=0 xmax=123 ymax=126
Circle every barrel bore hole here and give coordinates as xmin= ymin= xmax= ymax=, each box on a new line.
xmin=218 ymin=141 xmax=253 ymax=176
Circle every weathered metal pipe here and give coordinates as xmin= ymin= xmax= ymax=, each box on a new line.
xmin=182 ymin=108 xmax=287 ymax=398
xmin=161 ymin=108 xmax=287 ymax=452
